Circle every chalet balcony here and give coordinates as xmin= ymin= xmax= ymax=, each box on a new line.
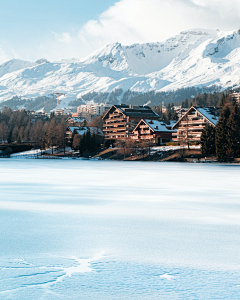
xmin=177 ymin=126 xmax=205 ymax=131
xmin=103 ymin=126 xmax=129 ymax=132
xmin=103 ymin=121 xmax=131 ymax=127
xmin=172 ymin=135 xmax=202 ymax=141
xmin=180 ymin=120 xmax=208 ymax=125
xmin=139 ymin=131 xmax=152 ymax=135
xmin=108 ymin=116 xmax=127 ymax=120
xmin=105 ymin=133 xmax=126 ymax=139
xmin=108 ymin=113 xmax=125 ymax=119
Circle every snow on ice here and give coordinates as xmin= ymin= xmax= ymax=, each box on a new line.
xmin=0 ymin=160 xmax=240 ymax=299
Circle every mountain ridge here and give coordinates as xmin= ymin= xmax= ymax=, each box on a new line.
xmin=0 ymin=28 xmax=239 ymax=108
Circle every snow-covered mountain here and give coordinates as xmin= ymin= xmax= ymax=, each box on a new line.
xmin=0 ymin=28 xmax=240 ymax=107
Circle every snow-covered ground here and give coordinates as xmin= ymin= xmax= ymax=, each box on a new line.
xmin=11 ymin=147 xmax=74 ymax=158
xmin=0 ymin=160 xmax=240 ymax=299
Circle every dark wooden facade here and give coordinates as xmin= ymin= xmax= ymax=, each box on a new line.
xmin=132 ymin=119 xmax=176 ymax=145
xmin=172 ymin=106 xmax=218 ymax=143
xmin=103 ymin=105 xmax=159 ymax=140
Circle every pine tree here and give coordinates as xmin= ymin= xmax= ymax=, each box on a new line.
xmin=219 ymin=93 xmax=226 ymax=107
xmin=201 ymin=124 xmax=216 ymax=155
xmin=215 ymin=105 xmax=231 ymax=159
xmin=226 ymin=105 xmax=240 ymax=157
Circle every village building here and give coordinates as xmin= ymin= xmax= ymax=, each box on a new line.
xmin=172 ymin=106 xmax=219 ymax=144
xmin=77 ymin=103 xmax=111 ymax=117
xmin=132 ymin=119 xmax=177 ymax=145
xmin=175 ymin=107 xmax=188 ymax=118
xmin=231 ymin=91 xmax=240 ymax=103
xmin=102 ymin=104 xmax=159 ymax=140
xmin=54 ymin=108 xmax=72 ymax=115
xmin=66 ymin=116 xmax=86 ymax=127
xmin=29 ymin=109 xmax=49 ymax=122
xmin=66 ymin=126 xmax=103 ymax=143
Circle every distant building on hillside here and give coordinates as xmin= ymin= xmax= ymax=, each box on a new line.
xmin=66 ymin=116 xmax=85 ymax=126
xmin=66 ymin=126 xmax=103 ymax=143
xmin=29 ymin=110 xmax=49 ymax=122
xmin=174 ymin=107 xmax=188 ymax=118
xmin=231 ymin=91 xmax=240 ymax=103
xmin=172 ymin=106 xmax=219 ymax=144
xmin=102 ymin=104 xmax=159 ymax=140
xmin=55 ymin=108 xmax=72 ymax=115
xmin=77 ymin=103 xmax=111 ymax=116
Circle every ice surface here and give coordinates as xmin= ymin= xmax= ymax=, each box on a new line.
xmin=0 ymin=160 xmax=240 ymax=299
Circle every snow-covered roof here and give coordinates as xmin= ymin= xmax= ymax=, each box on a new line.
xmin=173 ymin=106 xmax=219 ymax=128
xmin=168 ymin=120 xmax=177 ymax=128
xmin=103 ymin=104 xmax=159 ymax=119
xmin=142 ymin=119 xmax=176 ymax=132
xmin=196 ymin=107 xmax=219 ymax=125
xmin=68 ymin=126 xmax=102 ymax=136
xmin=68 ymin=126 xmax=80 ymax=133
xmin=68 ymin=117 xmax=85 ymax=123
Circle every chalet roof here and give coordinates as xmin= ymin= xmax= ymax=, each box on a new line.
xmin=196 ymin=107 xmax=218 ymax=125
xmin=68 ymin=126 xmax=102 ymax=136
xmin=67 ymin=117 xmax=85 ymax=123
xmin=172 ymin=106 xmax=219 ymax=128
xmin=134 ymin=119 xmax=177 ymax=133
xmin=68 ymin=126 xmax=79 ymax=133
xmin=103 ymin=104 xmax=159 ymax=119
xmin=165 ymin=120 xmax=176 ymax=128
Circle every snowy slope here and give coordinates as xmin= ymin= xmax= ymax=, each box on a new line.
xmin=0 ymin=59 xmax=36 ymax=78
xmin=0 ymin=28 xmax=240 ymax=106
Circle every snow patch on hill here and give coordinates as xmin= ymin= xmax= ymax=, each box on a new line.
xmin=0 ymin=28 xmax=240 ymax=106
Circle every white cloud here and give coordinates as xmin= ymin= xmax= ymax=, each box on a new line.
xmin=76 ymin=0 xmax=240 ymax=48
xmin=54 ymin=32 xmax=74 ymax=44
xmin=2 ymin=0 xmax=240 ymax=63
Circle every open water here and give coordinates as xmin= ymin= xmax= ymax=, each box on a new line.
xmin=0 ymin=159 xmax=240 ymax=299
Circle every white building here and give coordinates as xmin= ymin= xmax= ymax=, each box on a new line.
xmin=231 ymin=92 xmax=240 ymax=103
xmin=55 ymin=108 xmax=72 ymax=115
xmin=77 ymin=103 xmax=111 ymax=116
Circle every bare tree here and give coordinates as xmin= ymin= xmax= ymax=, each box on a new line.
xmin=116 ymin=138 xmax=137 ymax=159
xmin=72 ymin=134 xmax=81 ymax=154
xmin=0 ymin=121 xmax=9 ymax=143
xmin=56 ymin=119 xmax=67 ymax=154
xmin=46 ymin=119 xmax=58 ymax=154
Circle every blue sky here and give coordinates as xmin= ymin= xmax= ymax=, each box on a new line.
xmin=0 ymin=0 xmax=116 ymax=55
xmin=0 ymin=0 xmax=239 ymax=63
xmin=0 ymin=0 xmax=116 ymax=39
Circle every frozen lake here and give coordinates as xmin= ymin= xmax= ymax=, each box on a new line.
xmin=0 ymin=159 xmax=240 ymax=299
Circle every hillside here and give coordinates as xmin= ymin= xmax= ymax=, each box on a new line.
xmin=0 ymin=28 xmax=239 ymax=110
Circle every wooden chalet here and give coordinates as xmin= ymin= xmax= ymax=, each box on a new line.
xmin=132 ymin=119 xmax=176 ymax=145
xmin=103 ymin=104 xmax=159 ymax=140
xmin=172 ymin=106 xmax=219 ymax=144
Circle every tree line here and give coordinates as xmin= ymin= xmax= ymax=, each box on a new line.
xmin=201 ymin=94 xmax=240 ymax=160
xmin=0 ymin=108 xmax=68 ymax=151
xmin=0 ymin=107 xmax=105 ymax=156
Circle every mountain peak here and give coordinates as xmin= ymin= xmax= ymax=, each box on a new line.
xmin=0 ymin=59 xmax=35 ymax=78
xmin=0 ymin=28 xmax=240 ymax=104
xmin=36 ymin=58 xmax=50 ymax=64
